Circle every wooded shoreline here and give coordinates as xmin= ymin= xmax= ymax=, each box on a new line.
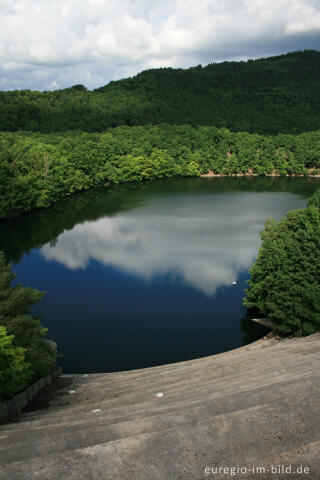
xmin=1 ymin=125 xmax=320 ymax=219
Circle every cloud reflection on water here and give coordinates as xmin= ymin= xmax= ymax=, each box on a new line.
xmin=40 ymin=191 xmax=302 ymax=295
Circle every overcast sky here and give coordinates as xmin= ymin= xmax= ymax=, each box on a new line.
xmin=0 ymin=0 xmax=319 ymax=91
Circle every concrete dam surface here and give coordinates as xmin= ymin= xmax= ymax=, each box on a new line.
xmin=0 ymin=333 xmax=319 ymax=479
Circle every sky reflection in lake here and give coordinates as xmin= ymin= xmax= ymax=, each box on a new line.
xmin=41 ymin=191 xmax=304 ymax=296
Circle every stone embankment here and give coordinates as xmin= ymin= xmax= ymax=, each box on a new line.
xmin=0 ymin=333 xmax=319 ymax=479
xmin=0 ymin=368 xmax=61 ymax=424
xmin=0 ymin=340 xmax=59 ymax=424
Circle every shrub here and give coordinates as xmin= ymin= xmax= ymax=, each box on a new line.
xmin=0 ymin=326 xmax=32 ymax=400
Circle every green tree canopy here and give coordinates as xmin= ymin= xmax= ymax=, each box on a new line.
xmin=243 ymin=198 xmax=320 ymax=335
xmin=0 ymin=326 xmax=32 ymax=400
xmin=1 ymin=127 xmax=320 ymax=219
xmin=0 ymin=50 xmax=320 ymax=135
xmin=0 ymin=252 xmax=56 ymax=381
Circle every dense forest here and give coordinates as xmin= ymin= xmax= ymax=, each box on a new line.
xmin=0 ymin=50 xmax=320 ymax=135
xmin=244 ymin=188 xmax=320 ymax=336
xmin=1 ymin=126 xmax=320 ymax=218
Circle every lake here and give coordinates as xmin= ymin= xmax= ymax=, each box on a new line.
xmin=0 ymin=176 xmax=319 ymax=373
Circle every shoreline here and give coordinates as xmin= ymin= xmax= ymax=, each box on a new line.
xmin=1 ymin=172 xmax=319 ymax=221
xmin=200 ymin=170 xmax=320 ymax=178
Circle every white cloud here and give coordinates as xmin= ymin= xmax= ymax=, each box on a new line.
xmin=0 ymin=0 xmax=319 ymax=90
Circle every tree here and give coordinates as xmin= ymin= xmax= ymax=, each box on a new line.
xmin=1 ymin=50 xmax=320 ymax=135
xmin=0 ymin=326 xmax=32 ymax=400
xmin=0 ymin=252 xmax=56 ymax=379
xmin=243 ymin=200 xmax=320 ymax=335
xmin=1 ymin=127 xmax=320 ymax=219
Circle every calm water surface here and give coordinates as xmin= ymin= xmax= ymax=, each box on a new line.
xmin=0 ymin=177 xmax=319 ymax=373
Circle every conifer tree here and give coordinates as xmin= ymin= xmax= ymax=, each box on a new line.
xmin=0 ymin=252 xmax=56 ymax=379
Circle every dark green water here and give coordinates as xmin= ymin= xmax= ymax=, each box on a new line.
xmin=0 ymin=176 xmax=319 ymax=373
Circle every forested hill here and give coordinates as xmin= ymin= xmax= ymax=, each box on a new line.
xmin=1 ymin=50 xmax=320 ymax=135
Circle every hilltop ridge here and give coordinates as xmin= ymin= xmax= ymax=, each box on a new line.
xmin=1 ymin=50 xmax=320 ymax=134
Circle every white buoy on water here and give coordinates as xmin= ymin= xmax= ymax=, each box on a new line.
xmin=232 ymin=281 xmax=237 ymax=285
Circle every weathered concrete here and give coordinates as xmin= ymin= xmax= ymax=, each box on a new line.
xmin=0 ymin=334 xmax=319 ymax=479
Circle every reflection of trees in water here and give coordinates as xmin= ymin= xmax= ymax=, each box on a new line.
xmin=0 ymin=183 xmax=143 ymax=263
xmin=240 ymin=311 xmax=270 ymax=345
xmin=145 ymin=176 xmax=320 ymax=196
xmin=0 ymin=176 xmax=317 ymax=264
